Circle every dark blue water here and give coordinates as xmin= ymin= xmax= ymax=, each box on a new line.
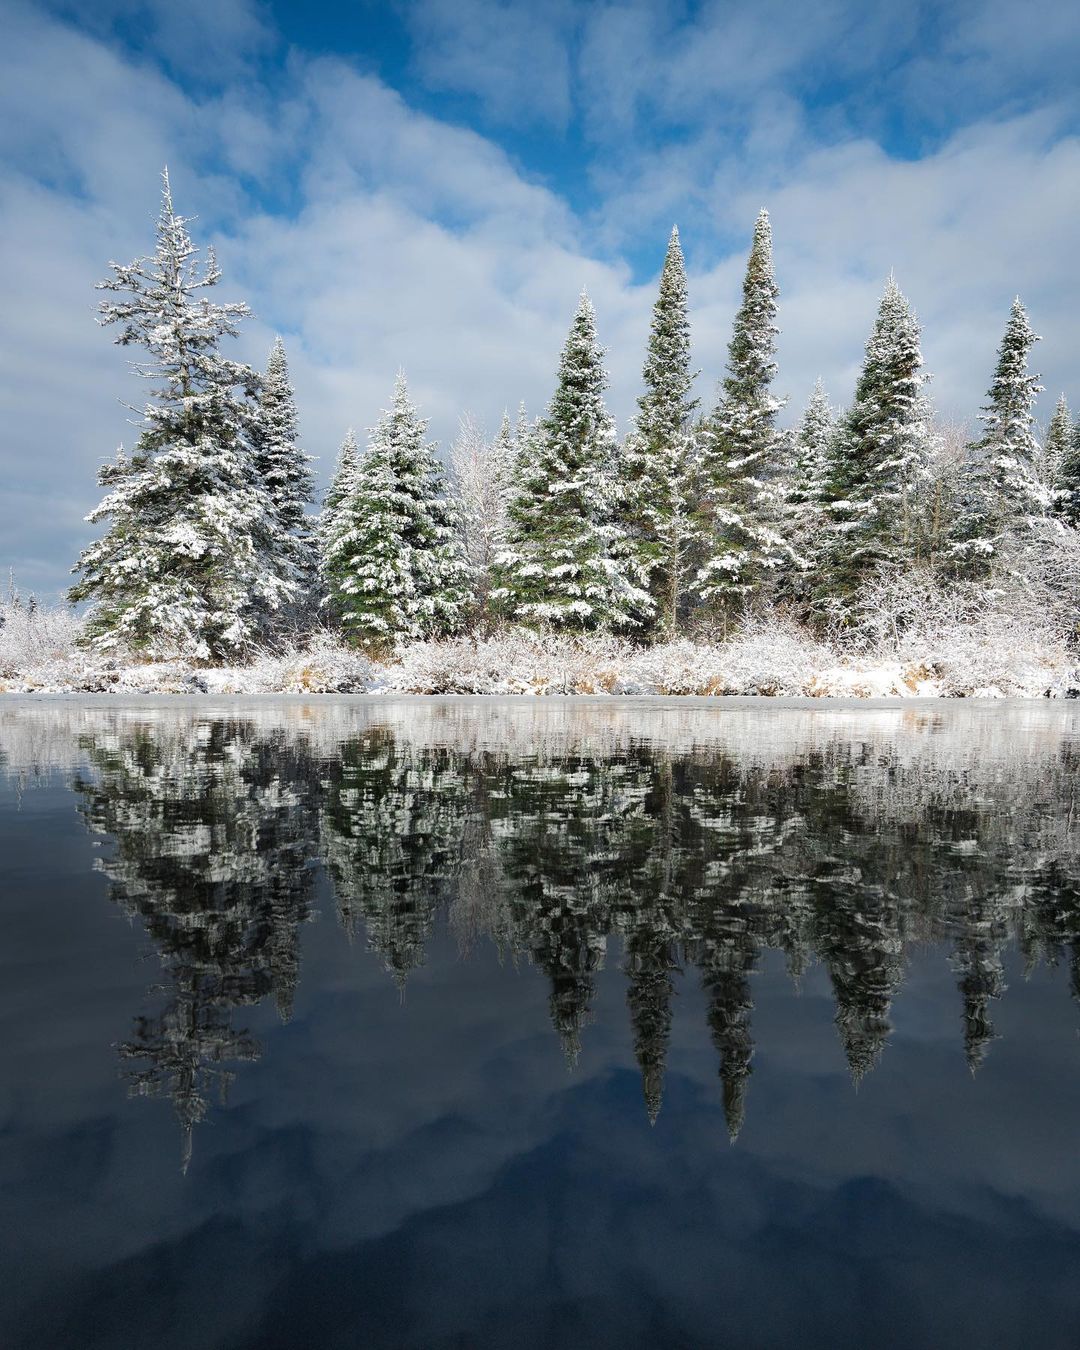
xmin=2 ymin=697 xmax=1079 ymax=1350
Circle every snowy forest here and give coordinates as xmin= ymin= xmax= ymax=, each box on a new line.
xmin=3 ymin=170 xmax=1080 ymax=697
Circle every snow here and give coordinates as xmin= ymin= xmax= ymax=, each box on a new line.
xmin=3 ymin=598 xmax=1077 ymax=699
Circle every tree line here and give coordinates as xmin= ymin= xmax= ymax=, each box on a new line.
xmin=70 ymin=172 xmax=1080 ymax=660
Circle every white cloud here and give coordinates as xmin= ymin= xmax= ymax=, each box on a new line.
xmin=2 ymin=0 xmax=1080 ymax=598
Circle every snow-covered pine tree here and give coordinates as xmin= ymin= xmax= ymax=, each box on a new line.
xmin=251 ymin=337 xmax=316 ymax=617
xmin=793 ymin=379 xmax=834 ymax=507
xmin=622 ymin=226 xmax=702 ymax=638
xmin=494 ymin=293 xmax=651 ymax=631
xmin=696 ymin=209 xmax=795 ymax=609
xmin=450 ymin=412 xmax=515 ymax=620
xmin=317 ymin=428 xmax=359 ymax=612
xmin=70 ymin=171 xmax=295 ymax=661
xmin=775 ymin=380 xmax=834 ymax=601
xmin=946 ymin=298 xmax=1048 ymax=576
xmin=319 ymin=374 xmax=468 ymax=649
xmin=818 ymin=277 xmax=933 ymax=604
xmin=1058 ymin=417 xmax=1080 ymax=528
xmin=1043 ymin=393 xmax=1071 ymax=487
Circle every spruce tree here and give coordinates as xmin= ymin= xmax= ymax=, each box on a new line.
xmin=1043 ymin=393 xmax=1071 ymax=489
xmin=776 ymin=380 xmax=834 ymax=601
xmin=70 ymin=171 xmax=295 ymax=660
xmin=252 ymin=337 xmax=316 ymax=613
xmin=494 ymin=293 xmax=651 ymax=630
xmin=1059 ymin=419 xmax=1080 ymax=528
xmin=320 ymin=374 xmax=468 ymax=649
xmin=622 ymin=226 xmax=702 ymax=638
xmin=317 ymin=428 xmax=359 ymax=609
xmin=947 ymin=298 xmax=1047 ymax=575
xmin=819 ymin=277 xmax=933 ymax=603
xmin=696 ymin=209 xmax=794 ymax=607
xmin=792 ymin=379 xmax=834 ymax=507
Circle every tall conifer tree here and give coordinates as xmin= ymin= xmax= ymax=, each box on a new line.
xmin=776 ymin=380 xmax=834 ymax=601
xmin=622 ymin=226 xmax=702 ymax=638
xmin=947 ymin=298 xmax=1047 ymax=574
xmin=317 ymin=428 xmax=359 ymax=611
xmin=697 ymin=209 xmax=794 ymax=607
xmin=320 ymin=375 xmax=468 ymax=648
xmin=70 ymin=171 xmax=295 ymax=660
xmin=1043 ymin=393 xmax=1072 ymax=513
xmin=252 ymin=337 xmax=316 ymax=626
xmin=819 ymin=277 xmax=933 ymax=602
xmin=1059 ymin=420 xmax=1080 ymax=528
xmin=495 ymin=293 xmax=651 ymax=630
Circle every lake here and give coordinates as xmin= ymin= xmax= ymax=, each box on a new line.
xmin=2 ymin=696 xmax=1079 ymax=1350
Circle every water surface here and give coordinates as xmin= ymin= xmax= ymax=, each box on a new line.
xmin=2 ymin=696 xmax=1079 ymax=1350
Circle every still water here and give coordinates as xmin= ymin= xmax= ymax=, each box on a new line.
xmin=2 ymin=696 xmax=1079 ymax=1350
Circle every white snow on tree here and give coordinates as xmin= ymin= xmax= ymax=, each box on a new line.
xmin=1057 ymin=413 xmax=1080 ymax=529
xmin=319 ymin=374 xmax=468 ymax=649
xmin=494 ymin=292 xmax=652 ymax=631
xmin=622 ymin=226 xmax=703 ymax=638
xmin=776 ymin=379 xmax=835 ymax=599
xmin=251 ymin=337 xmax=316 ymax=617
xmin=696 ymin=209 xmax=796 ymax=608
xmin=947 ymin=298 xmax=1049 ymax=576
xmin=450 ymin=411 xmax=517 ymax=622
xmin=1042 ymin=393 xmax=1071 ymax=489
xmin=317 ymin=428 xmax=360 ymax=603
xmin=819 ymin=276 xmax=934 ymax=603
xmin=70 ymin=170 xmax=297 ymax=661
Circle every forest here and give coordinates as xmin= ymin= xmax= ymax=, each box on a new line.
xmin=2 ymin=170 xmax=1079 ymax=697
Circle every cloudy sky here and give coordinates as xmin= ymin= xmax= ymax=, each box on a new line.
xmin=2 ymin=0 xmax=1080 ymax=597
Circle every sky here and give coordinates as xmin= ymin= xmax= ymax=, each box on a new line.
xmin=2 ymin=0 xmax=1080 ymax=597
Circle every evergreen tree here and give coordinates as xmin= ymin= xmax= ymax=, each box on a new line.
xmin=1059 ymin=419 xmax=1080 ymax=528
xmin=947 ymin=298 xmax=1047 ymax=575
xmin=776 ymin=380 xmax=834 ymax=600
xmin=792 ymin=379 xmax=834 ymax=508
xmin=317 ymin=429 xmax=359 ymax=611
xmin=819 ymin=277 xmax=933 ymax=603
xmin=1044 ymin=393 xmax=1080 ymax=527
xmin=320 ymin=374 xmax=468 ymax=649
xmin=697 ymin=209 xmax=794 ymax=608
xmin=1043 ymin=393 xmax=1071 ymax=490
xmin=70 ymin=171 xmax=296 ymax=660
xmin=252 ymin=337 xmax=316 ymax=617
xmin=622 ymin=226 xmax=703 ymax=638
xmin=494 ymin=293 xmax=651 ymax=630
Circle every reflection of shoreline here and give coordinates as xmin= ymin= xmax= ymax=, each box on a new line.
xmin=19 ymin=699 xmax=1075 ymax=1163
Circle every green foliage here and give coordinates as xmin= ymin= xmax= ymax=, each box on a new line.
xmin=319 ymin=375 xmax=468 ymax=649
xmin=622 ymin=227 xmax=703 ymax=637
xmin=495 ymin=293 xmax=651 ymax=630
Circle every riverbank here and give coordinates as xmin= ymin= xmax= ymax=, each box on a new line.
xmin=3 ymin=624 xmax=1078 ymax=698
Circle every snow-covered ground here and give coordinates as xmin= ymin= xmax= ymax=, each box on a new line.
xmin=2 ymin=603 xmax=1078 ymax=698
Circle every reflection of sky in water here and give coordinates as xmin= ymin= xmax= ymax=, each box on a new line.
xmin=1 ymin=698 xmax=1079 ymax=1350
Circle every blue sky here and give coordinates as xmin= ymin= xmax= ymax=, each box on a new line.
xmin=3 ymin=0 xmax=1080 ymax=595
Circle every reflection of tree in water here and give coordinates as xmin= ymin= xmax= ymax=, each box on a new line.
xmin=71 ymin=711 xmax=1080 ymax=1155
xmin=75 ymin=721 xmax=318 ymax=1168
xmin=320 ymin=730 xmax=470 ymax=986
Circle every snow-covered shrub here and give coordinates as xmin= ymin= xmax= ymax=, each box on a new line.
xmin=842 ymin=566 xmax=1079 ymax=697
xmin=624 ymin=617 xmax=833 ymax=696
xmin=385 ymin=631 xmax=633 ymax=695
xmin=0 ymin=595 xmax=82 ymax=677
xmin=0 ymin=594 xmax=92 ymax=690
xmin=201 ymin=634 xmax=376 ymax=694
